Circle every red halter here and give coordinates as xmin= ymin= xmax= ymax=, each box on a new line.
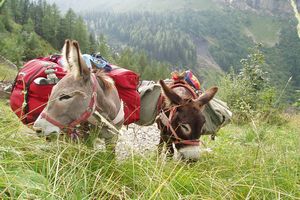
xmin=41 ymin=74 xmax=98 ymax=136
xmin=158 ymin=81 xmax=201 ymax=146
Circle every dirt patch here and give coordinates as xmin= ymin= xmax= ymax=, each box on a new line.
xmin=193 ymin=36 xmax=222 ymax=70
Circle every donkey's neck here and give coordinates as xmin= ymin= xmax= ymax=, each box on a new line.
xmin=94 ymin=78 xmax=120 ymax=122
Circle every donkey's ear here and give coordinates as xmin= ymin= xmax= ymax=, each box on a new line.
xmin=159 ymin=80 xmax=183 ymax=105
xmin=62 ymin=39 xmax=71 ymax=72
xmin=196 ymin=86 xmax=218 ymax=106
xmin=69 ymin=40 xmax=90 ymax=80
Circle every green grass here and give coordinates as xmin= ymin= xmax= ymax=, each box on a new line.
xmin=0 ymin=64 xmax=17 ymax=82
xmin=0 ymin=100 xmax=299 ymax=199
xmin=196 ymin=67 xmax=224 ymax=88
xmin=244 ymin=14 xmax=282 ymax=47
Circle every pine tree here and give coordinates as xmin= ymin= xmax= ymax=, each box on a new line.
xmin=89 ymin=33 xmax=97 ymax=53
xmin=23 ymin=18 xmax=34 ymax=33
xmin=64 ymin=8 xmax=77 ymax=39
xmin=41 ymin=4 xmax=60 ymax=48
xmin=73 ymin=16 xmax=89 ymax=52
xmin=24 ymin=33 xmax=43 ymax=60
xmin=20 ymin=0 xmax=30 ymax=24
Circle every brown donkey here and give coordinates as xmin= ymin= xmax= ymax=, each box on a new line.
xmin=156 ymin=80 xmax=218 ymax=160
xmin=33 ymin=40 xmax=124 ymax=152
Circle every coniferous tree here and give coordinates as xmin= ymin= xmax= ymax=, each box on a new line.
xmin=89 ymin=33 xmax=97 ymax=53
xmin=73 ymin=16 xmax=89 ymax=52
xmin=20 ymin=0 xmax=30 ymax=24
xmin=41 ymin=4 xmax=60 ymax=48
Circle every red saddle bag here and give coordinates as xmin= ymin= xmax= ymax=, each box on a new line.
xmin=107 ymin=65 xmax=140 ymax=125
xmin=10 ymin=56 xmax=66 ymax=125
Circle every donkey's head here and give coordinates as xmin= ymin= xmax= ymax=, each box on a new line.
xmin=158 ymin=80 xmax=218 ymax=160
xmin=33 ymin=40 xmax=114 ymax=136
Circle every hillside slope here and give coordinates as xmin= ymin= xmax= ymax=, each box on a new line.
xmin=84 ymin=10 xmax=299 ymax=88
xmin=47 ymin=0 xmax=300 ymax=97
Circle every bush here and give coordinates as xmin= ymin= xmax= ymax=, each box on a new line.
xmin=218 ymin=44 xmax=283 ymax=123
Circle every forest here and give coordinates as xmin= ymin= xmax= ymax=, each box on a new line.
xmin=0 ymin=0 xmax=299 ymax=101
xmin=83 ymin=10 xmax=300 ymax=101
xmin=0 ymin=0 xmax=170 ymax=80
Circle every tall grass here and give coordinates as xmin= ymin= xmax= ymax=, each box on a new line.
xmin=0 ymin=100 xmax=299 ymax=199
xmin=0 ymin=64 xmax=17 ymax=82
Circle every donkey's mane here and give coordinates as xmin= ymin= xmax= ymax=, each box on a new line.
xmin=94 ymin=70 xmax=114 ymax=91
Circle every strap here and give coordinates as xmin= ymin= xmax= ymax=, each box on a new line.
xmin=112 ymin=101 xmax=124 ymax=125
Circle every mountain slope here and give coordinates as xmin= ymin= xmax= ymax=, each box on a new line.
xmin=47 ymin=0 xmax=300 ymax=97
xmin=83 ymin=9 xmax=300 ymax=92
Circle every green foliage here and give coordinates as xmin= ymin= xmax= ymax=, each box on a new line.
xmin=0 ymin=0 xmax=5 ymax=8
xmin=97 ymin=34 xmax=115 ymax=62
xmin=218 ymin=45 xmax=281 ymax=123
xmin=263 ymin=25 xmax=300 ymax=102
xmin=0 ymin=34 xmax=25 ymax=65
xmin=23 ymin=33 xmax=47 ymax=60
xmin=84 ymin=12 xmax=198 ymax=67
xmin=115 ymin=47 xmax=171 ymax=80
xmin=293 ymin=90 xmax=300 ymax=109
xmin=0 ymin=64 xmax=17 ymax=81
xmin=115 ymin=46 xmax=171 ymax=81
xmin=0 ymin=0 xmax=170 ymax=81
xmin=0 ymin=0 xmax=93 ymax=63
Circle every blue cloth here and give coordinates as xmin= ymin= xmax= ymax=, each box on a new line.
xmin=82 ymin=54 xmax=112 ymax=72
xmin=82 ymin=54 xmax=93 ymax=68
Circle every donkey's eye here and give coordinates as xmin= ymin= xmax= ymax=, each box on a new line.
xmin=187 ymin=99 xmax=193 ymax=103
xmin=180 ymin=123 xmax=191 ymax=135
xmin=59 ymin=94 xmax=72 ymax=101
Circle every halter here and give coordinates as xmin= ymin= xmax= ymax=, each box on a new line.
xmin=41 ymin=74 xmax=98 ymax=137
xmin=158 ymin=81 xmax=201 ymax=146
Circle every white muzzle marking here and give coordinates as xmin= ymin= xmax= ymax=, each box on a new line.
xmin=33 ymin=114 xmax=60 ymax=136
xmin=177 ymin=146 xmax=201 ymax=160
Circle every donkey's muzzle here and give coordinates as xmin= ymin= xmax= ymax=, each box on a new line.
xmin=33 ymin=114 xmax=60 ymax=136
xmin=177 ymin=146 xmax=201 ymax=161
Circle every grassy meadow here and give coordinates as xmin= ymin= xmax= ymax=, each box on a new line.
xmin=0 ymin=97 xmax=299 ymax=199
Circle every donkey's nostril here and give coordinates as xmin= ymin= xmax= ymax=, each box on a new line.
xmin=35 ymin=129 xmax=46 ymax=137
xmin=36 ymin=129 xmax=42 ymax=133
